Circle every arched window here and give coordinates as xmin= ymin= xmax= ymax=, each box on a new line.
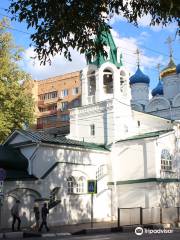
xmin=161 ymin=149 xmax=172 ymax=171
xmin=76 ymin=176 xmax=86 ymax=193
xmin=103 ymin=69 xmax=113 ymax=94
xmin=88 ymin=71 xmax=96 ymax=96
xmin=67 ymin=176 xmax=76 ymax=193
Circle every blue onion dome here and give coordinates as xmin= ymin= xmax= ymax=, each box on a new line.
xmin=151 ymin=80 xmax=163 ymax=97
xmin=129 ymin=67 xmax=150 ymax=85
xmin=176 ymin=64 xmax=180 ymax=74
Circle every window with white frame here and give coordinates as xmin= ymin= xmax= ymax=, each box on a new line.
xmin=61 ymin=89 xmax=68 ymax=98
xmin=61 ymin=101 xmax=68 ymax=111
xmin=67 ymin=176 xmax=76 ymax=193
xmin=96 ymin=165 xmax=106 ymax=180
xmin=161 ymin=149 xmax=172 ymax=171
xmin=90 ymin=124 xmax=95 ymax=136
xmin=72 ymin=87 xmax=79 ymax=95
xmin=76 ymin=176 xmax=85 ymax=193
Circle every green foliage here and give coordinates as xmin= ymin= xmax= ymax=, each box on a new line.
xmin=0 ymin=18 xmax=34 ymax=143
xmin=8 ymin=0 xmax=180 ymax=64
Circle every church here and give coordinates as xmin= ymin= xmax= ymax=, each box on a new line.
xmin=1 ymin=30 xmax=180 ymax=228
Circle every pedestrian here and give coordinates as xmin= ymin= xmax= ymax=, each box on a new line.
xmin=38 ymin=203 xmax=49 ymax=232
xmin=32 ymin=202 xmax=40 ymax=230
xmin=11 ymin=200 xmax=21 ymax=231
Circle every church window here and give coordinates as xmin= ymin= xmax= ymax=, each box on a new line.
xmin=67 ymin=176 xmax=76 ymax=193
xmin=103 ymin=69 xmax=113 ymax=94
xmin=88 ymin=71 xmax=96 ymax=96
xmin=137 ymin=121 xmax=141 ymax=127
xmin=161 ymin=149 xmax=172 ymax=171
xmin=76 ymin=176 xmax=86 ymax=193
xmin=96 ymin=165 xmax=107 ymax=180
xmin=90 ymin=124 xmax=95 ymax=136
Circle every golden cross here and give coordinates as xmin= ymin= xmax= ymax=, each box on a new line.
xmin=165 ymin=36 xmax=174 ymax=58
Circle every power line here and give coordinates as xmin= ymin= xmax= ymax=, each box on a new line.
xmin=0 ymin=11 xmax=179 ymax=62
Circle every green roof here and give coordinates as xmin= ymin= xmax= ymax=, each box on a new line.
xmin=86 ymin=27 xmax=123 ymax=68
xmin=9 ymin=129 xmax=109 ymax=152
xmin=116 ymin=129 xmax=174 ymax=143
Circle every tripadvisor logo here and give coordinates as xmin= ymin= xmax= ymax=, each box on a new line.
xmin=135 ymin=227 xmax=143 ymax=236
xmin=135 ymin=226 xmax=173 ymax=235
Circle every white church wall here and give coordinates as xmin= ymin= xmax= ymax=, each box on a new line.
xmin=116 ymin=182 xmax=159 ymax=209
xmin=155 ymin=132 xmax=176 ymax=178
xmin=131 ymin=83 xmax=149 ymax=106
xmin=112 ymin=139 xmax=156 ymax=182
xmin=70 ymin=100 xmax=115 ymax=144
xmin=32 ymin=145 xmax=108 ymax=178
xmin=163 ymin=74 xmax=180 ymax=100
xmin=146 ymin=97 xmax=170 ymax=113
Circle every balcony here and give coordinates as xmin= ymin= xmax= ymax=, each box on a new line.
xmin=38 ymin=100 xmax=44 ymax=106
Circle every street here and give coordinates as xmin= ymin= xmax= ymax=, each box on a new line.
xmin=26 ymin=231 xmax=180 ymax=240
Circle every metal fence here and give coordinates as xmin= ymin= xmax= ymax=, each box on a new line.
xmin=117 ymin=207 xmax=180 ymax=227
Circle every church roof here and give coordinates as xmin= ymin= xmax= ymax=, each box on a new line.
xmin=161 ymin=58 xmax=176 ymax=78
xmin=116 ymin=129 xmax=173 ymax=143
xmin=151 ymin=80 xmax=164 ymax=97
xmin=129 ymin=67 xmax=150 ymax=85
xmin=7 ymin=129 xmax=109 ymax=152
xmin=86 ymin=27 xmax=123 ymax=68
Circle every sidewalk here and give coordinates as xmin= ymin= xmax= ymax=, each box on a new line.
xmin=0 ymin=221 xmax=118 ymax=238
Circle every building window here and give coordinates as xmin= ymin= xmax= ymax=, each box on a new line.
xmin=90 ymin=124 xmax=95 ymax=136
xmin=72 ymin=99 xmax=80 ymax=108
xmin=61 ymin=114 xmax=70 ymax=122
xmin=72 ymin=87 xmax=79 ymax=95
xmin=61 ymin=101 xmax=68 ymax=111
xmin=137 ymin=121 xmax=141 ymax=127
xmin=39 ymin=91 xmax=57 ymax=100
xmin=96 ymin=165 xmax=106 ymax=180
xmin=161 ymin=149 xmax=172 ymax=171
xmin=76 ymin=176 xmax=85 ymax=193
xmin=61 ymin=89 xmax=68 ymax=98
xmin=67 ymin=176 xmax=76 ymax=193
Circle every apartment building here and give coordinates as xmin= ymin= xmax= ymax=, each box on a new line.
xmin=31 ymin=71 xmax=81 ymax=132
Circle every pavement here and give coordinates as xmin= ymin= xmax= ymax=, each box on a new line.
xmin=0 ymin=221 xmax=118 ymax=239
xmin=1 ymin=222 xmax=180 ymax=239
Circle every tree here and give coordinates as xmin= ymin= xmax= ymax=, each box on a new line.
xmin=0 ymin=18 xmax=34 ymax=143
xmin=8 ymin=0 xmax=180 ymax=64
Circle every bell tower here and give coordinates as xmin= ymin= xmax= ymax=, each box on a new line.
xmin=81 ymin=28 xmax=130 ymax=106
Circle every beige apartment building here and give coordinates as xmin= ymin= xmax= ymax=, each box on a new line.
xmin=31 ymin=71 xmax=81 ymax=132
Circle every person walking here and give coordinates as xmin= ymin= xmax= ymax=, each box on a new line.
xmin=32 ymin=202 xmax=40 ymax=231
xmin=38 ymin=203 xmax=49 ymax=232
xmin=11 ymin=200 xmax=21 ymax=231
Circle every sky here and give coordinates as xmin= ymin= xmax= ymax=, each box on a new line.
xmin=0 ymin=0 xmax=180 ymax=93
